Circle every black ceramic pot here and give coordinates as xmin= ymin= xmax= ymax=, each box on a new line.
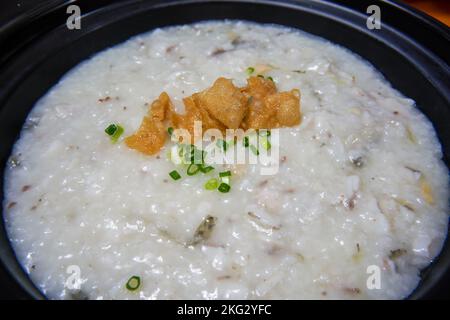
xmin=0 ymin=0 xmax=448 ymax=299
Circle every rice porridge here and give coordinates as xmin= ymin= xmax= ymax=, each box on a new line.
xmin=3 ymin=21 xmax=449 ymax=299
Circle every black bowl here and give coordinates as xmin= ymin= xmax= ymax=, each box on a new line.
xmin=0 ymin=0 xmax=449 ymax=299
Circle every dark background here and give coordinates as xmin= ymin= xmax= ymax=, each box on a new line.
xmin=0 ymin=0 xmax=449 ymax=300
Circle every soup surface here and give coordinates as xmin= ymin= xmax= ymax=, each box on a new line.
xmin=3 ymin=21 xmax=449 ymax=299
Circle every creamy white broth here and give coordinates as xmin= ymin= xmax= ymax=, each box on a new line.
xmin=3 ymin=21 xmax=449 ymax=299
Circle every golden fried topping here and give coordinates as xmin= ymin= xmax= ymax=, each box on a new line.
xmin=194 ymin=77 xmax=248 ymax=129
xmin=264 ymin=89 xmax=301 ymax=127
xmin=126 ymin=76 xmax=301 ymax=155
xmin=125 ymin=92 xmax=172 ymax=155
xmin=241 ymin=77 xmax=300 ymax=129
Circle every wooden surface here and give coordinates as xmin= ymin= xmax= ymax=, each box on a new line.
xmin=404 ymin=0 xmax=450 ymax=26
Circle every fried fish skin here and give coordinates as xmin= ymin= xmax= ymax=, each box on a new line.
xmin=263 ymin=89 xmax=301 ymax=128
xmin=241 ymin=77 xmax=301 ymax=129
xmin=194 ymin=77 xmax=248 ymax=129
xmin=126 ymin=77 xmax=301 ymax=155
xmin=125 ymin=92 xmax=173 ymax=155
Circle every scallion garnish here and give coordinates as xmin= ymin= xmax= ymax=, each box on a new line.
xmin=221 ymin=177 xmax=230 ymax=185
xmin=267 ymin=76 xmax=274 ymax=82
xmin=167 ymin=127 xmax=174 ymax=136
xmin=246 ymin=67 xmax=255 ymax=75
xmin=205 ymin=178 xmax=219 ymax=190
xmin=126 ymin=276 xmax=141 ymax=291
xmin=105 ymin=124 xmax=118 ymax=136
xmin=169 ymin=170 xmax=181 ymax=181
xmin=187 ymin=163 xmax=201 ymax=176
xmin=250 ymin=145 xmax=260 ymax=155
xmin=177 ymin=144 xmax=191 ymax=164
xmin=111 ymin=126 xmax=124 ymax=142
xmin=218 ymin=183 xmax=231 ymax=193
xmin=260 ymin=137 xmax=271 ymax=150
xmin=200 ymin=164 xmax=214 ymax=173
xmin=105 ymin=124 xmax=124 ymax=143
xmin=216 ymin=139 xmax=228 ymax=152
xmin=259 ymin=130 xmax=271 ymax=137
xmin=243 ymin=136 xmax=250 ymax=147
xmin=219 ymin=171 xmax=231 ymax=178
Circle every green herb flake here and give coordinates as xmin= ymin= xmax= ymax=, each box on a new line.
xmin=126 ymin=276 xmax=141 ymax=291
xmin=260 ymin=137 xmax=271 ymax=150
xmin=169 ymin=170 xmax=181 ymax=181
xmin=218 ymin=183 xmax=231 ymax=193
xmin=216 ymin=139 xmax=228 ymax=152
xmin=204 ymin=178 xmax=219 ymax=190
xmin=200 ymin=164 xmax=214 ymax=173
xmin=105 ymin=124 xmax=124 ymax=143
xmin=105 ymin=124 xmax=118 ymax=136
xmin=259 ymin=130 xmax=271 ymax=137
xmin=243 ymin=136 xmax=250 ymax=147
xmin=250 ymin=145 xmax=260 ymax=156
xmin=246 ymin=67 xmax=255 ymax=75
xmin=111 ymin=125 xmax=124 ymax=143
xmin=187 ymin=163 xmax=201 ymax=176
xmin=219 ymin=170 xmax=231 ymax=178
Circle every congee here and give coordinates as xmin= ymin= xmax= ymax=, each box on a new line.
xmin=3 ymin=21 xmax=449 ymax=299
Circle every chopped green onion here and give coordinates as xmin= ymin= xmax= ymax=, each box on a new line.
xmin=105 ymin=124 xmax=118 ymax=136
xmin=169 ymin=170 xmax=181 ymax=181
xmin=105 ymin=124 xmax=124 ymax=143
xmin=250 ymin=145 xmax=260 ymax=155
xmin=187 ymin=164 xmax=200 ymax=176
xmin=257 ymin=74 xmax=264 ymax=78
xmin=260 ymin=137 xmax=271 ymax=150
xmin=192 ymin=148 xmax=205 ymax=164
xmin=219 ymin=170 xmax=231 ymax=178
xmin=216 ymin=139 xmax=228 ymax=152
xmin=267 ymin=76 xmax=274 ymax=82
xmin=111 ymin=125 xmax=124 ymax=143
xmin=205 ymin=178 xmax=219 ymax=190
xmin=167 ymin=127 xmax=174 ymax=136
xmin=218 ymin=183 xmax=231 ymax=193
xmin=243 ymin=136 xmax=250 ymax=147
xmin=246 ymin=67 xmax=255 ymax=75
xmin=126 ymin=276 xmax=141 ymax=291
xmin=177 ymin=144 xmax=193 ymax=164
xmin=221 ymin=177 xmax=230 ymax=184
xmin=179 ymin=144 xmax=205 ymax=164
xmin=259 ymin=129 xmax=271 ymax=137
xmin=200 ymin=164 xmax=214 ymax=173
